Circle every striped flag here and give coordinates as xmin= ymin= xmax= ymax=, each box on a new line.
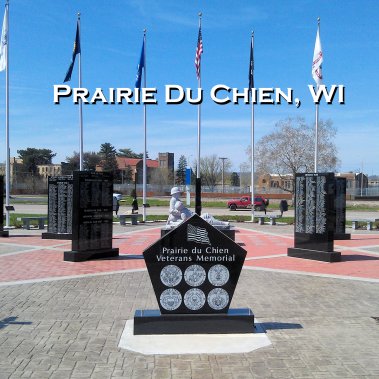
xmin=187 ymin=224 xmax=210 ymax=245
xmin=195 ymin=25 xmax=203 ymax=80
xmin=312 ymin=25 xmax=323 ymax=86
xmin=0 ymin=6 xmax=8 ymax=72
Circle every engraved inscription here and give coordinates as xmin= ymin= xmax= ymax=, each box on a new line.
xmin=305 ymin=176 xmax=316 ymax=234
xmin=208 ymin=264 xmax=230 ymax=286
xmin=160 ymin=265 xmax=182 ymax=287
xmin=184 ymin=288 xmax=206 ymax=310
xmin=295 ymin=176 xmax=305 ymax=233
xmin=160 ymin=288 xmax=182 ymax=311
xmin=184 ymin=265 xmax=206 ymax=287
xmin=207 ymin=288 xmax=229 ymax=310
xmin=315 ymin=176 xmax=327 ymax=234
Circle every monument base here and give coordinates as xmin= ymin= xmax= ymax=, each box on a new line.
xmin=134 ymin=308 xmax=254 ymax=335
xmin=334 ymin=233 xmax=351 ymax=240
xmin=0 ymin=230 xmax=9 ymax=237
xmin=64 ymin=248 xmax=119 ymax=262
xmin=161 ymin=226 xmax=236 ymax=241
xmin=42 ymin=232 xmax=72 ymax=240
xmin=288 ymin=247 xmax=341 ymax=262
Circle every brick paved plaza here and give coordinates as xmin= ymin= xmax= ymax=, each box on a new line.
xmin=1 ymin=223 xmax=379 ymax=378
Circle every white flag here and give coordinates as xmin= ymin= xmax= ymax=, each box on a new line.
xmin=0 ymin=7 xmax=8 ymax=72
xmin=312 ymin=26 xmax=323 ymax=86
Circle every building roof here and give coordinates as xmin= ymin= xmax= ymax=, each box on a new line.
xmin=116 ymin=157 xmax=140 ymax=169
xmin=146 ymin=159 xmax=159 ymax=168
xmin=116 ymin=156 xmax=159 ymax=169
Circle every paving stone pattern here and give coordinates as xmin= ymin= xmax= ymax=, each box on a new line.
xmin=1 ymin=269 xmax=379 ymax=378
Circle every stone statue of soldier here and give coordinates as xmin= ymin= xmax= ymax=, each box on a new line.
xmin=167 ymin=187 xmax=229 ymax=227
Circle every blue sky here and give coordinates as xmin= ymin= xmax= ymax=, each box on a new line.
xmin=0 ymin=0 xmax=378 ymax=175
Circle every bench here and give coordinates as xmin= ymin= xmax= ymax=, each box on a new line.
xmin=351 ymin=219 xmax=379 ymax=231
xmin=21 ymin=217 xmax=48 ymax=230
xmin=257 ymin=215 xmax=282 ymax=226
xmin=119 ymin=213 xmax=143 ymax=226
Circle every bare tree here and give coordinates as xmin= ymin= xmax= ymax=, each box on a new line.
xmin=195 ymin=155 xmax=232 ymax=192
xmin=247 ymin=117 xmax=339 ymax=193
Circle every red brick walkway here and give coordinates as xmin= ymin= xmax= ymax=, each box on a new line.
xmin=1 ymin=227 xmax=379 ymax=284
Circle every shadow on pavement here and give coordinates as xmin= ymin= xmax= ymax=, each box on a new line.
xmin=0 ymin=316 xmax=32 ymax=330
xmin=341 ymin=254 xmax=379 ymax=261
xmin=259 ymin=322 xmax=303 ymax=331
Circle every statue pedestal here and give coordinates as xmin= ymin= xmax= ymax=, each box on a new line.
xmin=134 ymin=308 xmax=254 ymax=335
xmin=0 ymin=230 xmax=9 ymax=237
xmin=288 ymin=247 xmax=341 ymax=262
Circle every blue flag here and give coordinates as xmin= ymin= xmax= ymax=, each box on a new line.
xmin=64 ymin=21 xmax=81 ymax=83
xmin=248 ymin=33 xmax=254 ymax=89
xmin=135 ymin=38 xmax=145 ymax=89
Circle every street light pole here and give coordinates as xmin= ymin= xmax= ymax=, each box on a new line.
xmin=219 ymin=157 xmax=228 ymax=193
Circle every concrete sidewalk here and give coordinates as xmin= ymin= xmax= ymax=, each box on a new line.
xmin=0 ymin=223 xmax=379 ymax=378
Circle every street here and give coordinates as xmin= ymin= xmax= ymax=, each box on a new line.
xmin=8 ymin=202 xmax=379 ymax=221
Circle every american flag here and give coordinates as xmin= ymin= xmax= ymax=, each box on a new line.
xmin=187 ymin=224 xmax=210 ymax=245
xmin=195 ymin=25 xmax=203 ymax=80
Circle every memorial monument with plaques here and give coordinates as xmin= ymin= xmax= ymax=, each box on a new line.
xmin=0 ymin=176 xmax=9 ymax=237
xmin=64 ymin=171 xmax=119 ymax=262
xmin=42 ymin=175 xmax=73 ymax=240
xmin=334 ymin=177 xmax=351 ymax=240
xmin=288 ymin=172 xmax=341 ymax=262
xmin=134 ymin=213 xmax=254 ymax=335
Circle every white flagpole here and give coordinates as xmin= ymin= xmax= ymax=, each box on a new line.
xmin=314 ymin=17 xmax=320 ymax=173
xmin=77 ymin=12 xmax=83 ymax=171
xmin=5 ymin=0 xmax=10 ymax=228
xmin=142 ymin=29 xmax=147 ymax=222
xmin=195 ymin=12 xmax=202 ymax=216
xmin=250 ymin=32 xmax=255 ymax=222
xmin=314 ymin=92 xmax=319 ymax=172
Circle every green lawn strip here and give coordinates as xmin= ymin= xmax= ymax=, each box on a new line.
xmin=9 ymin=213 xmax=47 ymax=228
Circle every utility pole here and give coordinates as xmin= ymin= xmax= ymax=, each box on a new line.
xmin=219 ymin=157 xmax=228 ymax=193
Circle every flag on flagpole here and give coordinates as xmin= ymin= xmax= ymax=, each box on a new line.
xmin=312 ymin=26 xmax=323 ymax=86
xmin=195 ymin=25 xmax=203 ymax=80
xmin=64 ymin=21 xmax=81 ymax=82
xmin=0 ymin=6 xmax=8 ymax=72
xmin=135 ymin=38 xmax=145 ymax=89
xmin=248 ymin=33 xmax=254 ymax=89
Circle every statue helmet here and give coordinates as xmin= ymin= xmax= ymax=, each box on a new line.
xmin=170 ymin=186 xmax=182 ymax=195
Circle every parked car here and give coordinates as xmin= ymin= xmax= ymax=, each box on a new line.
xmin=113 ymin=193 xmax=123 ymax=201
xmin=227 ymin=195 xmax=269 ymax=211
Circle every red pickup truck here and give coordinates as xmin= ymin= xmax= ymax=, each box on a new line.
xmin=227 ymin=196 xmax=269 ymax=211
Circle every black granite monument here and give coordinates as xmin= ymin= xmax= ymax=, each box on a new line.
xmin=1 ymin=176 xmax=9 ymax=237
xmin=287 ymin=172 xmax=341 ymax=262
xmin=42 ymin=175 xmax=73 ymax=240
xmin=64 ymin=171 xmax=119 ymax=262
xmin=334 ymin=177 xmax=351 ymax=240
xmin=134 ymin=214 xmax=254 ymax=335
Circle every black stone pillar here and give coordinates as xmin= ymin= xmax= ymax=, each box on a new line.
xmin=64 ymin=171 xmax=119 ymax=262
xmin=287 ymin=172 xmax=341 ymax=262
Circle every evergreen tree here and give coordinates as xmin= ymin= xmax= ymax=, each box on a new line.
xmin=17 ymin=148 xmax=56 ymax=175
xmin=175 ymin=155 xmax=187 ymax=185
xmin=117 ymin=148 xmax=148 ymax=159
xmin=99 ymin=143 xmax=120 ymax=178
xmin=230 ymin=172 xmax=240 ymax=187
